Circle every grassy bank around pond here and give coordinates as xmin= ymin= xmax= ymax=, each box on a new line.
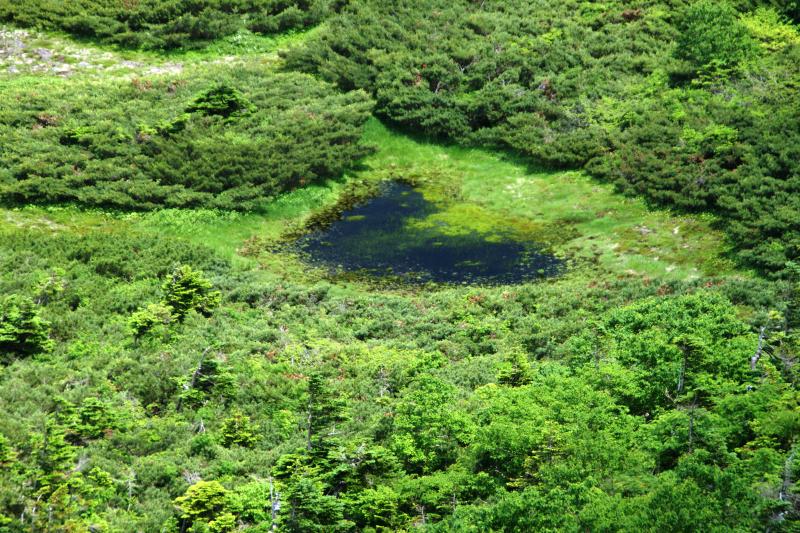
xmin=0 ymin=116 xmax=745 ymax=289
xmin=336 ymin=119 xmax=743 ymax=284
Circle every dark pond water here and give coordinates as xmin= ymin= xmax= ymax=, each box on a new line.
xmin=294 ymin=182 xmax=562 ymax=285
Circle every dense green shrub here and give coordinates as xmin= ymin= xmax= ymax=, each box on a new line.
xmin=162 ymin=265 xmax=220 ymax=321
xmin=0 ymin=229 xmax=227 ymax=349
xmin=676 ymin=0 xmax=756 ymax=70
xmin=130 ymin=265 xmax=220 ymax=337
xmin=578 ymin=293 xmax=757 ymax=414
xmin=284 ymin=0 xmax=679 ymax=165
xmin=219 ymin=409 xmax=258 ymax=447
xmin=174 ymin=480 xmax=234 ymax=531
xmin=0 ymin=69 xmax=374 ymax=210
xmin=0 ymin=0 xmax=339 ymax=50
xmin=129 ymin=302 xmax=175 ymax=339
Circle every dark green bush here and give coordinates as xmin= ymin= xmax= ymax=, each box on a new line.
xmin=675 ymin=0 xmax=756 ymax=70
xmin=284 ymin=0 xmax=677 ymax=165
xmin=0 ymin=0 xmax=339 ymax=50
xmin=0 ymin=69 xmax=374 ymax=211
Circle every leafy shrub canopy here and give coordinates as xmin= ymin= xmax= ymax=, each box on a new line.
xmin=0 ymin=0 xmax=338 ymax=49
xmin=0 ymin=69 xmax=374 ymax=211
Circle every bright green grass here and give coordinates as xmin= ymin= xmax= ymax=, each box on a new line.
xmin=1 ymin=205 xmax=121 ymax=235
xmin=127 ymin=179 xmax=346 ymax=255
xmin=165 ymin=26 xmax=321 ymax=60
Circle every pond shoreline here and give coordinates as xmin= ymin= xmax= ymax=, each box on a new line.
xmin=289 ymin=181 xmax=565 ymax=286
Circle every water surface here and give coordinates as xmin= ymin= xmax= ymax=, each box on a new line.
xmin=295 ymin=182 xmax=562 ymax=284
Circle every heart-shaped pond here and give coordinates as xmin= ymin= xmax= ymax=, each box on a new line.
xmin=294 ymin=182 xmax=563 ymax=285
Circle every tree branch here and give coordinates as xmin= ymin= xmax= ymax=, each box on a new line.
xmin=750 ymin=326 xmax=767 ymax=371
